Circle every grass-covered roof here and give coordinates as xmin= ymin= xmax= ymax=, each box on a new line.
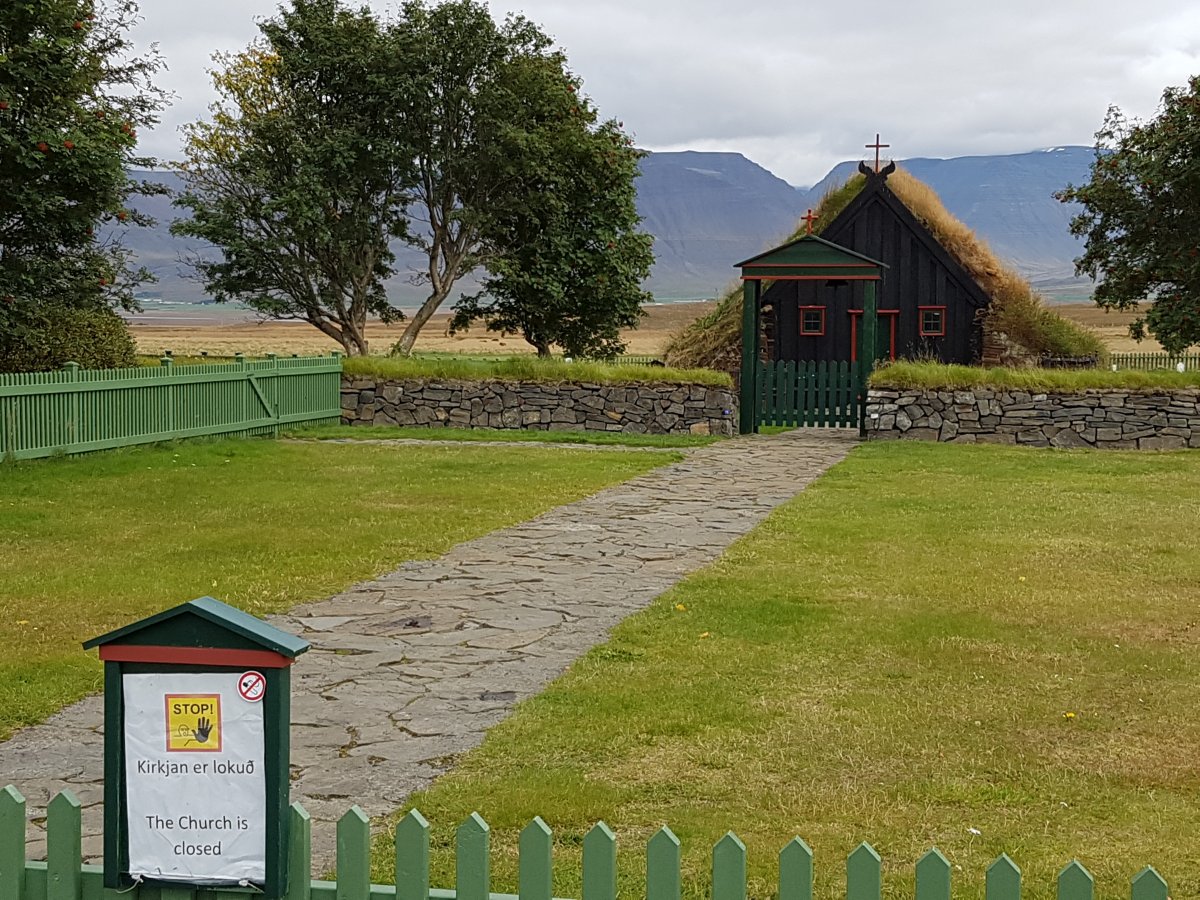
xmin=663 ymin=168 xmax=1103 ymax=369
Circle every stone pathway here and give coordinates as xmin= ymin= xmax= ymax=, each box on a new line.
xmin=2 ymin=429 xmax=857 ymax=869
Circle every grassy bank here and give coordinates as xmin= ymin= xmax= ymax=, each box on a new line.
xmin=871 ymin=360 xmax=1200 ymax=392
xmin=0 ymin=439 xmax=676 ymax=739
xmin=371 ymin=442 xmax=1200 ymax=899
xmin=342 ymin=355 xmax=731 ymax=387
xmin=286 ymin=424 xmax=720 ymax=448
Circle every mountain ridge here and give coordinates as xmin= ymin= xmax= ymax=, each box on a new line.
xmin=118 ymin=146 xmax=1097 ymax=305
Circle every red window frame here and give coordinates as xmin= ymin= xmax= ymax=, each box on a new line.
xmin=799 ymin=305 xmax=826 ymax=337
xmin=919 ymin=306 xmax=946 ymax=337
xmin=848 ymin=309 xmax=898 ymax=362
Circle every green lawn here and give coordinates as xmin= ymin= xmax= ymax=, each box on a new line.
xmin=0 ymin=438 xmax=676 ymax=740
xmin=285 ymin=424 xmax=720 ymax=448
xmin=370 ymin=443 xmax=1200 ymax=900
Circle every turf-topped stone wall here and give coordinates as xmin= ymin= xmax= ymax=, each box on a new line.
xmin=341 ymin=377 xmax=738 ymax=436
xmin=866 ymin=388 xmax=1200 ymax=449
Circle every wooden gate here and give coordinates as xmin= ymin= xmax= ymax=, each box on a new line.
xmin=754 ymin=359 xmax=861 ymax=428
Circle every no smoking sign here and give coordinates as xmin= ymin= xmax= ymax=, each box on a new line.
xmin=237 ymin=671 xmax=266 ymax=703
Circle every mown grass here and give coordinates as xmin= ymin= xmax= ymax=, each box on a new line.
xmin=370 ymin=442 xmax=1200 ymax=900
xmin=285 ymin=424 xmax=720 ymax=448
xmin=342 ymin=355 xmax=732 ymax=387
xmin=0 ymin=439 xmax=676 ymax=740
xmin=871 ymin=360 xmax=1200 ymax=392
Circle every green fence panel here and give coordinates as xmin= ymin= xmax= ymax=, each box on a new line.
xmin=519 ymin=818 xmax=552 ymax=900
xmin=0 ymin=355 xmax=342 ymax=460
xmin=396 ymin=810 xmax=430 ymax=900
xmin=457 ymin=813 xmax=491 ymax=900
xmin=336 ymin=807 xmax=371 ymax=900
xmin=1 ymin=786 xmax=24 ymax=900
xmin=778 ymin=838 xmax=812 ymax=900
xmin=46 ymin=790 xmax=81 ymax=900
xmin=782 ymin=360 xmax=796 ymax=426
xmin=283 ymin=803 xmax=312 ymax=900
xmin=582 ymin=822 xmax=616 ymax=900
xmin=646 ymin=827 xmax=680 ymax=900
xmin=6 ymin=792 xmax=1180 ymax=900
xmin=1057 ymin=860 xmax=1093 ymax=900
xmin=915 ymin=849 xmax=950 ymax=900
xmin=816 ymin=361 xmax=828 ymax=427
xmin=986 ymin=854 xmax=1021 ymax=900
xmin=846 ymin=843 xmax=881 ymax=900
xmin=1130 ymin=866 xmax=1168 ymax=900
xmin=711 ymin=833 xmax=746 ymax=900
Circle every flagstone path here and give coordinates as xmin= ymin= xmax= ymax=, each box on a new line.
xmin=3 ymin=429 xmax=857 ymax=870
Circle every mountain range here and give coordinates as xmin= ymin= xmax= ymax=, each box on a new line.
xmin=120 ymin=146 xmax=1097 ymax=306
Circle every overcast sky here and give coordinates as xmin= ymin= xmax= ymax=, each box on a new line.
xmin=131 ymin=0 xmax=1200 ymax=187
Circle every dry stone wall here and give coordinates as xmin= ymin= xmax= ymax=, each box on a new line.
xmin=866 ymin=387 xmax=1200 ymax=449
xmin=341 ymin=377 xmax=737 ymax=436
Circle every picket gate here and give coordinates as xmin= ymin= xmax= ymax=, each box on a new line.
xmin=754 ymin=360 xmax=860 ymax=429
xmin=1 ymin=786 xmax=1173 ymax=900
xmin=0 ymin=354 xmax=342 ymax=460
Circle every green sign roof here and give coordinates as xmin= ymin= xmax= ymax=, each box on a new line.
xmin=83 ymin=596 xmax=310 ymax=658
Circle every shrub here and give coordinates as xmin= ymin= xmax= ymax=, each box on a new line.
xmin=0 ymin=306 xmax=137 ymax=373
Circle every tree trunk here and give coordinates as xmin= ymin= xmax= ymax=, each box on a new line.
xmin=536 ymin=342 xmax=552 ymax=358
xmin=392 ymin=288 xmax=449 ymax=356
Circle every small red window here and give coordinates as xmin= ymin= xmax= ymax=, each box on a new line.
xmin=919 ymin=306 xmax=946 ymax=337
xmin=799 ymin=306 xmax=826 ymax=336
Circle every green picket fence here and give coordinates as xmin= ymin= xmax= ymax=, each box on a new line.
xmin=5 ymin=787 xmax=1172 ymax=900
xmin=0 ymin=354 xmax=343 ymax=461
xmin=1109 ymin=352 xmax=1200 ymax=371
xmin=755 ymin=360 xmax=860 ymax=428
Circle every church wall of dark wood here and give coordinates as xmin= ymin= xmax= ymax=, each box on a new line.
xmin=763 ymin=183 xmax=986 ymax=365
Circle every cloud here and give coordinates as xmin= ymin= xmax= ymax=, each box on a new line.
xmin=130 ymin=0 xmax=1200 ymax=184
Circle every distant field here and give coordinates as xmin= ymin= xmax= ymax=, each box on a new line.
xmin=1054 ymin=304 xmax=1163 ymax=352
xmin=129 ymin=302 xmax=719 ymax=359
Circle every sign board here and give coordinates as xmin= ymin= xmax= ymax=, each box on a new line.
xmin=84 ymin=596 xmax=310 ymax=898
xmin=124 ymin=673 xmax=266 ymax=882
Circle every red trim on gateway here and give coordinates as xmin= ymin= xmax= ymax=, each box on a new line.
xmin=743 ymin=262 xmax=880 ymax=268
xmin=98 ymin=645 xmax=295 ymax=668
xmin=742 ymin=275 xmax=881 ymax=282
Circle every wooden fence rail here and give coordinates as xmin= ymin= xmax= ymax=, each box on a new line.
xmin=1109 ymin=352 xmax=1200 ymax=372
xmin=0 ymin=354 xmax=343 ymax=461
xmin=1 ymin=787 xmax=1172 ymax=900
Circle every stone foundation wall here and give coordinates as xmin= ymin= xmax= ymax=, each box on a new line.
xmin=341 ymin=377 xmax=737 ymax=436
xmin=866 ymin=388 xmax=1200 ymax=449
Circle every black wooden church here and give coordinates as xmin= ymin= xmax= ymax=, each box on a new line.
xmin=732 ymin=139 xmax=998 ymax=433
xmin=747 ymin=160 xmax=990 ymax=367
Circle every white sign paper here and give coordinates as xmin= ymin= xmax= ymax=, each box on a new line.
xmin=123 ymin=672 xmax=267 ymax=883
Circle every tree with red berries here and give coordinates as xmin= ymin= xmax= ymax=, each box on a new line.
xmin=0 ymin=0 xmax=167 ymax=370
xmin=1058 ymin=75 xmax=1200 ymax=354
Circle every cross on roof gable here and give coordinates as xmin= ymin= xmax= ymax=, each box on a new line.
xmin=824 ymin=173 xmax=992 ymax=309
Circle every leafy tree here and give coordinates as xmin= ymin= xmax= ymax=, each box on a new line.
xmin=1058 ymin=75 xmax=1200 ymax=354
xmin=173 ymin=0 xmax=413 ymax=356
xmin=452 ymin=58 xmax=652 ymax=358
xmin=0 ymin=0 xmax=166 ymax=369
xmin=386 ymin=0 xmax=569 ymax=356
